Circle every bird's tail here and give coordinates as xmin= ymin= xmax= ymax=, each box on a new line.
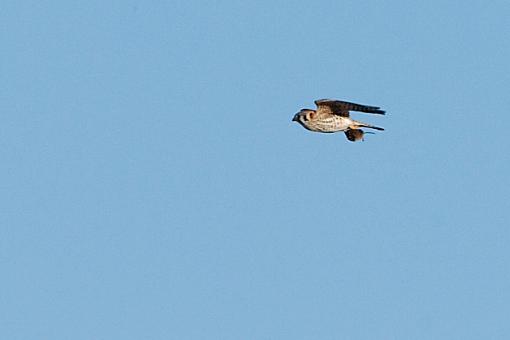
xmin=354 ymin=122 xmax=384 ymax=131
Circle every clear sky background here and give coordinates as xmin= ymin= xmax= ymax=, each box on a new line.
xmin=2 ymin=1 xmax=510 ymax=339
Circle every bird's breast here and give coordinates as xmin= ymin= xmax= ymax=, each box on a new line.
xmin=304 ymin=116 xmax=351 ymax=133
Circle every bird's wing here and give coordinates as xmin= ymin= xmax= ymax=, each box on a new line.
xmin=315 ymin=99 xmax=385 ymax=117
xmin=344 ymin=129 xmax=364 ymax=142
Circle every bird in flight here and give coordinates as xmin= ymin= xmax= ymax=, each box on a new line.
xmin=292 ymin=99 xmax=385 ymax=142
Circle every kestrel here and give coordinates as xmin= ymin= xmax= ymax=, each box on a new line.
xmin=292 ymin=99 xmax=385 ymax=142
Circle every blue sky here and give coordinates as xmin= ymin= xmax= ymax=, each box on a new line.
xmin=2 ymin=1 xmax=510 ymax=339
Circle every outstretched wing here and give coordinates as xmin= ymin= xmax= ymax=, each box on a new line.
xmin=315 ymin=99 xmax=385 ymax=117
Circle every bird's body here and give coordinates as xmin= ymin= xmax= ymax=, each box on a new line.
xmin=298 ymin=115 xmax=357 ymax=133
xmin=292 ymin=99 xmax=385 ymax=142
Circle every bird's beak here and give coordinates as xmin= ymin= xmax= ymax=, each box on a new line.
xmin=292 ymin=115 xmax=298 ymax=122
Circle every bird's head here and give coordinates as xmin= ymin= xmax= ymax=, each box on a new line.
xmin=292 ymin=109 xmax=315 ymax=125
